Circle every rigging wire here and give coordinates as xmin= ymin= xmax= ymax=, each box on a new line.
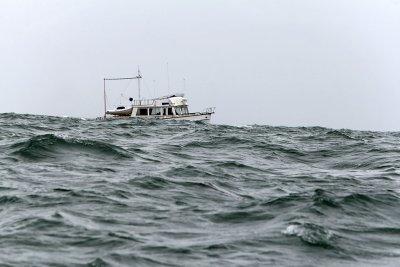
xmin=121 ymin=78 xmax=134 ymax=102
xmin=142 ymin=78 xmax=154 ymax=99
xmin=166 ymin=62 xmax=170 ymax=93
xmin=105 ymin=79 xmax=135 ymax=109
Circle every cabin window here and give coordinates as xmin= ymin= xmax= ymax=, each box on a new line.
xmin=148 ymin=108 xmax=153 ymax=115
xmin=175 ymin=107 xmax=182 ymax=115
xmin=151 ymin=107 xmax=162 ymax=115
xmin=168 ymin=107 xmax=173 ymax=115
xmin=137 ymin=108 xmax=148 ymax=116
xmin=163 ymin=108 xmax=167 ymax=116
xmin=181 ymin=107 xmax=189 ymax=115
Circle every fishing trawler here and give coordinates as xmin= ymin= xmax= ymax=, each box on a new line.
xmin=102 ymin=69 xmax=215 ymax=122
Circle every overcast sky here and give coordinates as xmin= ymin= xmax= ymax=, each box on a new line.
xmin=1 ymin=0 xmax=400 ymax=130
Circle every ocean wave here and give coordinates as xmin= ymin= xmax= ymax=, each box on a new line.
xmin=325 ymin=129 xmax=358 ymax=140
xmin=10 ymin=134 xmax=130 ymax=160
xmin=340 ymin=192 xmax=400 ymax=207
xmin=1 ymin=114 xmax=400 ymax=265
xmin=209 ymin=210 xmax=274 ymax=224
xmin=129 ymin=176 xmax=171 ymax=190
xmin=282 ymin=223 xmax=335 ymax=248
xmin=312 ymin=189 xmax=340 ymax=208
xmin=0 ymin=195 xmax=24 ymax=205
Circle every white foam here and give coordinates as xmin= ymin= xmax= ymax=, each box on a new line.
xmin=282 ymin=224 xmax=303 ymax=236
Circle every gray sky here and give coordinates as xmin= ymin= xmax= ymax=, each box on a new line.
xmin=1 ymin=0 xmax=400 ymax=130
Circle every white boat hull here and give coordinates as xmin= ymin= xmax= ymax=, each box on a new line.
xmin=104 ymin=112 xmax=212 ymax=122
xmin=161 ymin=113 xmax=212 ymax=122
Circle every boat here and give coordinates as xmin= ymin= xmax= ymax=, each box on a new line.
xmin=106 ymin=106 xmax=133 ymax=116
xmin=102 ymin=69 xmax=215 ymax=122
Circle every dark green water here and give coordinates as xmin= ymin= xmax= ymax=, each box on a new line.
xmin=1 ymin=113 xmax=400 ymax=266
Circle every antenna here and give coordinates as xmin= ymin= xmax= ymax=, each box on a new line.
xmin=153 ymin=79 xmax=156 ymax=98
xmin=167 ymin=62 xmax=170 ymax=93
xmin=103 ymin=78 xmax=106 ymax=119
xmin=137 ymin=66 xmax=142 ymax=100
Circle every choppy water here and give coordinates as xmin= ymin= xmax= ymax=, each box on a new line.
xmin=1 ymin=113 xmax=400 ymax=266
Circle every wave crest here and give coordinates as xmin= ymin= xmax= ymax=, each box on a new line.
xmin=11 ymin=134 xmax=130 ymax=160
xmin=282 ymin=223 xmax=335 ymax=248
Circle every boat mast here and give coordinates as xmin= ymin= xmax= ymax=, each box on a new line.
xmin=103 ymin=78 xmax=106 ymax=119
xmin=103 ymin=71 xmax=142 ymax=117
xmin=137 ymin=67 xmax=142 ymax=101
xmin=167 ymin=62 xmax=170 ymax=93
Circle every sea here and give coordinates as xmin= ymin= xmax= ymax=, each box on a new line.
xmin=0 ymin=113 xmax=400 ymax=266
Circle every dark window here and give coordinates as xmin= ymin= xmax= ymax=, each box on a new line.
xmin=168 ymin=107 xmax=173 ymax=115
xmin=163 ymin=108 xmax=167 ymax=116
xmin=148 ymin=108 xmax=153 ymax=115
xmin=138 ymin=108 xmax=148 ymax=116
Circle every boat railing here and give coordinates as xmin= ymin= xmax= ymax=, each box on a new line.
xmin=204 ymin=107 xmax=216 ymax=114
xmin=133 ymin=99 xmax=156 ymax=106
